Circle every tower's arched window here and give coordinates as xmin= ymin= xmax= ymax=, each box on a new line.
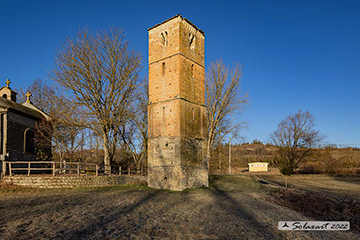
xmin=24 ymin=128 xmax=35 ymax=153
xmin=161 ymin=31 xmax=168 ymax=47
xmin=191 ymin=64 xmax=194 ymax=78
xmin=2 ymin=94 xmax=7 ymax=98
xmin=162 ymin=62 xmax=166 ymax=76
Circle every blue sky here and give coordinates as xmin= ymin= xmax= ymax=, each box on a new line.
xmin=0 ymin=0 xmax=359 ymax=147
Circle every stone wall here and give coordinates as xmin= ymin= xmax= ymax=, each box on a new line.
xmin=2 ymin=175 xmax=147 ymax=188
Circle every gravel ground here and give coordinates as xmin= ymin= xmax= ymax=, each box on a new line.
xmin=0 ymin=175 xmax=359 ymax=240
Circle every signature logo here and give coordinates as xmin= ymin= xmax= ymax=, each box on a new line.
xmin=278 ymin=221 xmax=350 ymax=231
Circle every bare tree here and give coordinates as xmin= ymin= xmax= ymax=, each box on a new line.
xmin=17 ymin=79 xmax=56 ymax=161
xmin=17 ymin=79 xmax=56 ymax=113
xmin=205 ymin=59 xmax=248 ymax=168
xmin=120 ymin=80 xmax=148 ymax=172
xmin=270 ymin=110 xmax=324 ymax=175
xmin=50 ymin=27 xmax=142 ymax=170
xmin=18 ymin=78 xmax=88 ymax=162
xmin=34 ymin=96 xmax=85 ymax=162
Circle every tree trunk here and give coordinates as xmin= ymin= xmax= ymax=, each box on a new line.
xmin=57 ymin=145 xmax=64 ymax=162
xmin=206 ymin=141 xmax=211 ymax=173
xmin=136 ymin=160 xmax=141 ymax=174
xmin=103 ymin=133 xmax=111 ymax=174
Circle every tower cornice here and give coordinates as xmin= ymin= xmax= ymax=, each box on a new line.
xmin=148 ymin=14 xmax=205 ymax=36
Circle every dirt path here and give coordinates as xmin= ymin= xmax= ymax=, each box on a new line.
xmin=0 ymin=176 xmax=358 ymax=239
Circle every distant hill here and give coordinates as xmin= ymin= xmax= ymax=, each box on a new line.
xmin=210 ymin=143 xmax=360 ymax=174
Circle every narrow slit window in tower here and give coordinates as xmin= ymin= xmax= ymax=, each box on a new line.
xmin=162 ymin=62 xmax=165 ymax=76
xmin=189 ymin=33 xmax=195 ymax=50
xmin=161 ymin=31 xmax=168 ymax=47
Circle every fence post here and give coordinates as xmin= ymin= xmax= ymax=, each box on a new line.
xmin=28 ymin=162 xmax=31 ymax=176
xmin=3 ymin=161 xmax=7 ymax=176
xmin=128 ymin=167 xmax=131 ymax=175
xmin=96 ymin=164 xmax=98 ymax=176
xmin=53 ymin=162 xmax=56 ymax=176
xmin=77 ymin=163 xmax=80 ymax=175
xmin=9 ymin=163 xmax=12 ymax=176
xmin=119 ymin=166 xmax=121 ymax=176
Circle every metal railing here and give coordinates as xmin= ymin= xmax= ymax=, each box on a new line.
xmin=2 ymin=161 xmax=147 ymax=177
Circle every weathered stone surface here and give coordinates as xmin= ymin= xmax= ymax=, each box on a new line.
xmin=148 ymin=15 xmax=208 ymax=190
xmin=2 ymin=175 xmax=146 ymax=188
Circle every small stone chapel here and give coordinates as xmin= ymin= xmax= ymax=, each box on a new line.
xmin=0 ymin=79 xmax=50 ymax=175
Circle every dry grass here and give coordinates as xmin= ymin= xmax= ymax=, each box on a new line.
xmin=0 ymin=176 xmax=359 ymax=240
xmin=267 ymin=187 xmax=360 ymax=231
xmin=258 ymin=174 xmax=360 ymax=199
xmin=258 ymin=174 xmax=360 ymax=232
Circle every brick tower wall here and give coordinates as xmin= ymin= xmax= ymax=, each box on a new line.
xmin=147 ymin=15 xmax=208 ymax=191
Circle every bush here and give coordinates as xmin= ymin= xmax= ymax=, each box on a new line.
xmin=298 ymin=164 xmax=321 ymax=174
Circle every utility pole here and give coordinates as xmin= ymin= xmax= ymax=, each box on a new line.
xmin=229 ymin=141 xmax=231 ymax=174
xmin=228 ymin=137 xmax=233 ymax=174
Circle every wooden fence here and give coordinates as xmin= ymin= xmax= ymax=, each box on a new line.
xmin=2 ymin=161 xmax=147 ymax=177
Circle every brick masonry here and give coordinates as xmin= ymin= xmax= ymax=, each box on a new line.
xmin=2 ymin=175 xmax=147 ymax=188
xmin=148 ymin=15 xmax=208 ymax=191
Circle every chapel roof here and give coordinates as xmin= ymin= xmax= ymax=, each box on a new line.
xmin=0 ymin=86 xmax=17 ymax=93
xmin=0 ymin=79 xmax=50 ymax=120
xmin=0 ymin=96 xmax=46 ymax=120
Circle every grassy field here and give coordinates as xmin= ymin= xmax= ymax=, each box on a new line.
xmin=258 ymin=174 xmax=360 ymax=199
xmin=0 ymin=175 xmax=359 ymax=240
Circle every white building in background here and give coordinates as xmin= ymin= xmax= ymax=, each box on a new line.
xmin=248 ymin=162 xmax=268 ymax=172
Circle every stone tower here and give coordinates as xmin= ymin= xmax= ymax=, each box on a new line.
xmin=147 ymin=15 xmax=208 ymax=191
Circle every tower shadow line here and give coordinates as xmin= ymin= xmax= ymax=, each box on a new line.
xmin=64 ymin=189 xmax=161 ymax=239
